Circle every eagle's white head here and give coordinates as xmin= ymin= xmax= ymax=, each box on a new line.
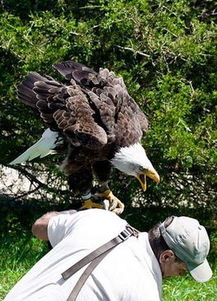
xmin=111 ymin=143 xmax=160 ymax=191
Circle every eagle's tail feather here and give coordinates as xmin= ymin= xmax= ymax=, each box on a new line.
xmin=10 ymin=129 xmax=63 ymax=165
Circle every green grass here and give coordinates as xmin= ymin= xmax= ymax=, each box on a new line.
xmin=0 ymin=231 xmax=216 ymax=300
xmin=163 ymin=270 xmax=217 ymax=300
xmin=0 ymin=232 xmax=48 ymax=300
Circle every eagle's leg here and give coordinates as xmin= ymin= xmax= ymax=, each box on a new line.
xmin=81 ymin=192 xmax=105 ymax=210
xmin=68 ymin=168 xmax=104 ymax=210
xmin=92 ymin=161 xmax=125 ymax=214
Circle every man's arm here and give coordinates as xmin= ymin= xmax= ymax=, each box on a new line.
xmin=32 ymin=211 xmax=59 ymax=240
xmin=32 ymin=210 xmax=78 ymax=241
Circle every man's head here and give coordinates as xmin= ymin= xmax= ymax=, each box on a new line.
xmin=148 ymin=216 xmax=212 ymax=282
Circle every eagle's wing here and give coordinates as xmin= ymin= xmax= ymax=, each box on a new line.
xmin=53 ymin=62 xmax=117 ymax=144
xmin=97 ymin=68 xmax=149 ymax=139
xmin=53 ymin=61 xmax=98 ymax=84
xmin=113 ymin=87 xmax=149 ymax=147
xmin=53 ymin=61 xmax=148 ymax=147
xmin=17 ymin=61 xmax=147 ymax=153
xmin=17 ymin=72 xmax=107 ymax=150
xmin=10 ymin=129 xmax=63 ymax=164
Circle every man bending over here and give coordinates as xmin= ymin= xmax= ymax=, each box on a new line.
xmin=4 ymin=209 xmax=212 ymax=301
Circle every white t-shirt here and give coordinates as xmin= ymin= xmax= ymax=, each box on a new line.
xmin=4 ymin=209 xmax=162 ymax=301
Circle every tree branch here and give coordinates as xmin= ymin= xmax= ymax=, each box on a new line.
xmin=115 ymin=45 xmax=150 ymax=58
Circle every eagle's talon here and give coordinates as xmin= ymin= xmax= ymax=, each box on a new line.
xmin=109 ymin=200 xmax=117 ymax=211
xmin=81 ymin=199 xmax=104 ymax=210
xmin=102 ymin=199 xmax=110 ymax=211
xmin=109 ymin=198 xmax=119 ymax=211
xmin=94 ymin=189 xmax=125 ymax=215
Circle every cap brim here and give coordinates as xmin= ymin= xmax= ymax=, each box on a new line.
xmin=188 ymin=259 xmax=212 ymax=283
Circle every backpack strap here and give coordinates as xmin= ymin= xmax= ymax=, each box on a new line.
xmin=62 ymin=224 xmax=139 ymax=301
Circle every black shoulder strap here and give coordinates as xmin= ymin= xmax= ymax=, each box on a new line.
xmin=62 ymin=224 xmax=139 ymax=301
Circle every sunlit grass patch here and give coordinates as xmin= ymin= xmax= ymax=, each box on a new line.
xmin=163 ymin=271 xmax=217 ymax=301
xmin=0 ymin=233 xmax=48 ymax=300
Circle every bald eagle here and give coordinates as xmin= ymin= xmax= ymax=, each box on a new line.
xmin=10 ymin=61 xmax=160 ymax=214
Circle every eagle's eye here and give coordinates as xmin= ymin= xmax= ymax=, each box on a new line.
xmin=139 ymin=167 xmax=148 ymax=173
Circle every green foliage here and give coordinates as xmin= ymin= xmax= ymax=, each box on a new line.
xmin=0 ymin=0 xmax=216 ymax=224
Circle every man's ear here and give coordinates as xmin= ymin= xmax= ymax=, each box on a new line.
xmin=159 ymin=250 xmax=175 ymax=264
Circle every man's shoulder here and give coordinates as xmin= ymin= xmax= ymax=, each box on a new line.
xmin=66 ymin=209 xmax=127 ymax=229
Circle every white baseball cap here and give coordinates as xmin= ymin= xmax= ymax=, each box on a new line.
xmin=159 ymin=216 xmax=212 ymax=282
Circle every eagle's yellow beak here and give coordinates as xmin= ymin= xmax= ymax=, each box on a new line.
xmin=137 ymin=168 xmax=160 ymax=191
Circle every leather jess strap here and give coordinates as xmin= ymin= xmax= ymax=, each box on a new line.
xmin=62 ymin=224 xmax=139 ymax=301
